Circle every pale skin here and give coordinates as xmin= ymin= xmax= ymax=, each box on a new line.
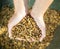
xmin=8 ymin=0 xmax=53 ymax=42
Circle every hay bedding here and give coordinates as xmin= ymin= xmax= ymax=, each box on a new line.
xmin=0 ymin=6 xmax=60 ymax=49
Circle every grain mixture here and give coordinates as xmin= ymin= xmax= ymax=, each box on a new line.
xmin=0 ymin=6 xmax=60 ymax=49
